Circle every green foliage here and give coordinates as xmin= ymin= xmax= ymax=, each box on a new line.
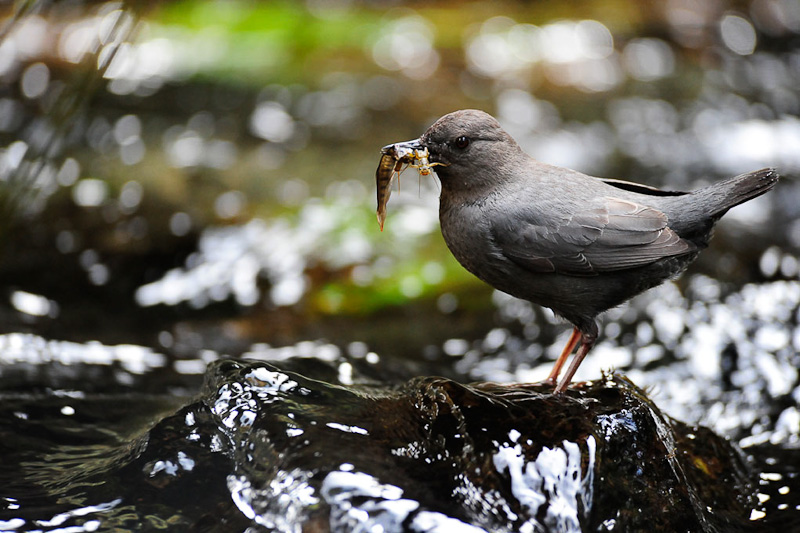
xmin=148 ymin=0 xmax=385 ymax=84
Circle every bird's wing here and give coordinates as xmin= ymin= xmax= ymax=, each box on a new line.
xmin=491 ymin=197 xmax=696 ymax=276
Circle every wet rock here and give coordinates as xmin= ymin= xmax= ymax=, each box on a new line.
xmin=198 ymin=359 xmax=774 ymax=532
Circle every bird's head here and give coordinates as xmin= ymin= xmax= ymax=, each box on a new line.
xmin=414 ymin=110 xmax=524 ymax=192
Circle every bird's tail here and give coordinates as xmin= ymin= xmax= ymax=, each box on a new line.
xmin=703 ymin=167 xmax=779 ymax=218
xmin=661 ymin=168 xmax=779 ymax=245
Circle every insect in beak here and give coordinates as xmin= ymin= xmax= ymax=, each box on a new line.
xmin=375 ymin=139 xmax=447 ymax=230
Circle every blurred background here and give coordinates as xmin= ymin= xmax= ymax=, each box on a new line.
xmin=3 ymin=4 xmax=800 ymax=529
xmin=1 ymin=0 xmax=799 ymax=381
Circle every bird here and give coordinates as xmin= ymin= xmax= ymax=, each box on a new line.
xmin=380 ymin=109 xmax=779 ymax=394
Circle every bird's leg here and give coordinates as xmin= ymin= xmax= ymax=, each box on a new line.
xmin=542 ymin=327 xmax=581 ymax=386
xmin=553 ymin=325 xmax=598 ymax=394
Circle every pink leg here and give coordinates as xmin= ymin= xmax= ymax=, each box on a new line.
xmin=542 ymin=327 xmax=581 ymax=386
xmin=554 ymin=334 xmax=596 ymax=394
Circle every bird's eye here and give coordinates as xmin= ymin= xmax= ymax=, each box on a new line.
xmin=454 ymin=136 xmax=470 ymax=149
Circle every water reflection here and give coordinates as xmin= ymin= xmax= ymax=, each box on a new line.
xmin=0 ymin=332 xmax=166 ymax=375
xmin=4 ymin=350 xmax=795 ymax=531
xmin=461 ymin=276 xmax=800 ymax=448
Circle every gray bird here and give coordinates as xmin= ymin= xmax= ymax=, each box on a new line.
xmin=382 ymin=109 xmax=778 ymax=393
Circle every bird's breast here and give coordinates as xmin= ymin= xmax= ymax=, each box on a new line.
xmin=439 ymin=198 xmax=507 ymax=281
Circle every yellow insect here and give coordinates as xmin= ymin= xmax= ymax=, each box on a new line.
xmin=375 ymin=144 xmax=446 ymax=231
xmin=409 ymin=148 xmax=444 ymax=177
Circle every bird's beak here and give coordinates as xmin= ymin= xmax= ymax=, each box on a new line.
xmin=381 ymin=138 xmax=424 ymax=158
